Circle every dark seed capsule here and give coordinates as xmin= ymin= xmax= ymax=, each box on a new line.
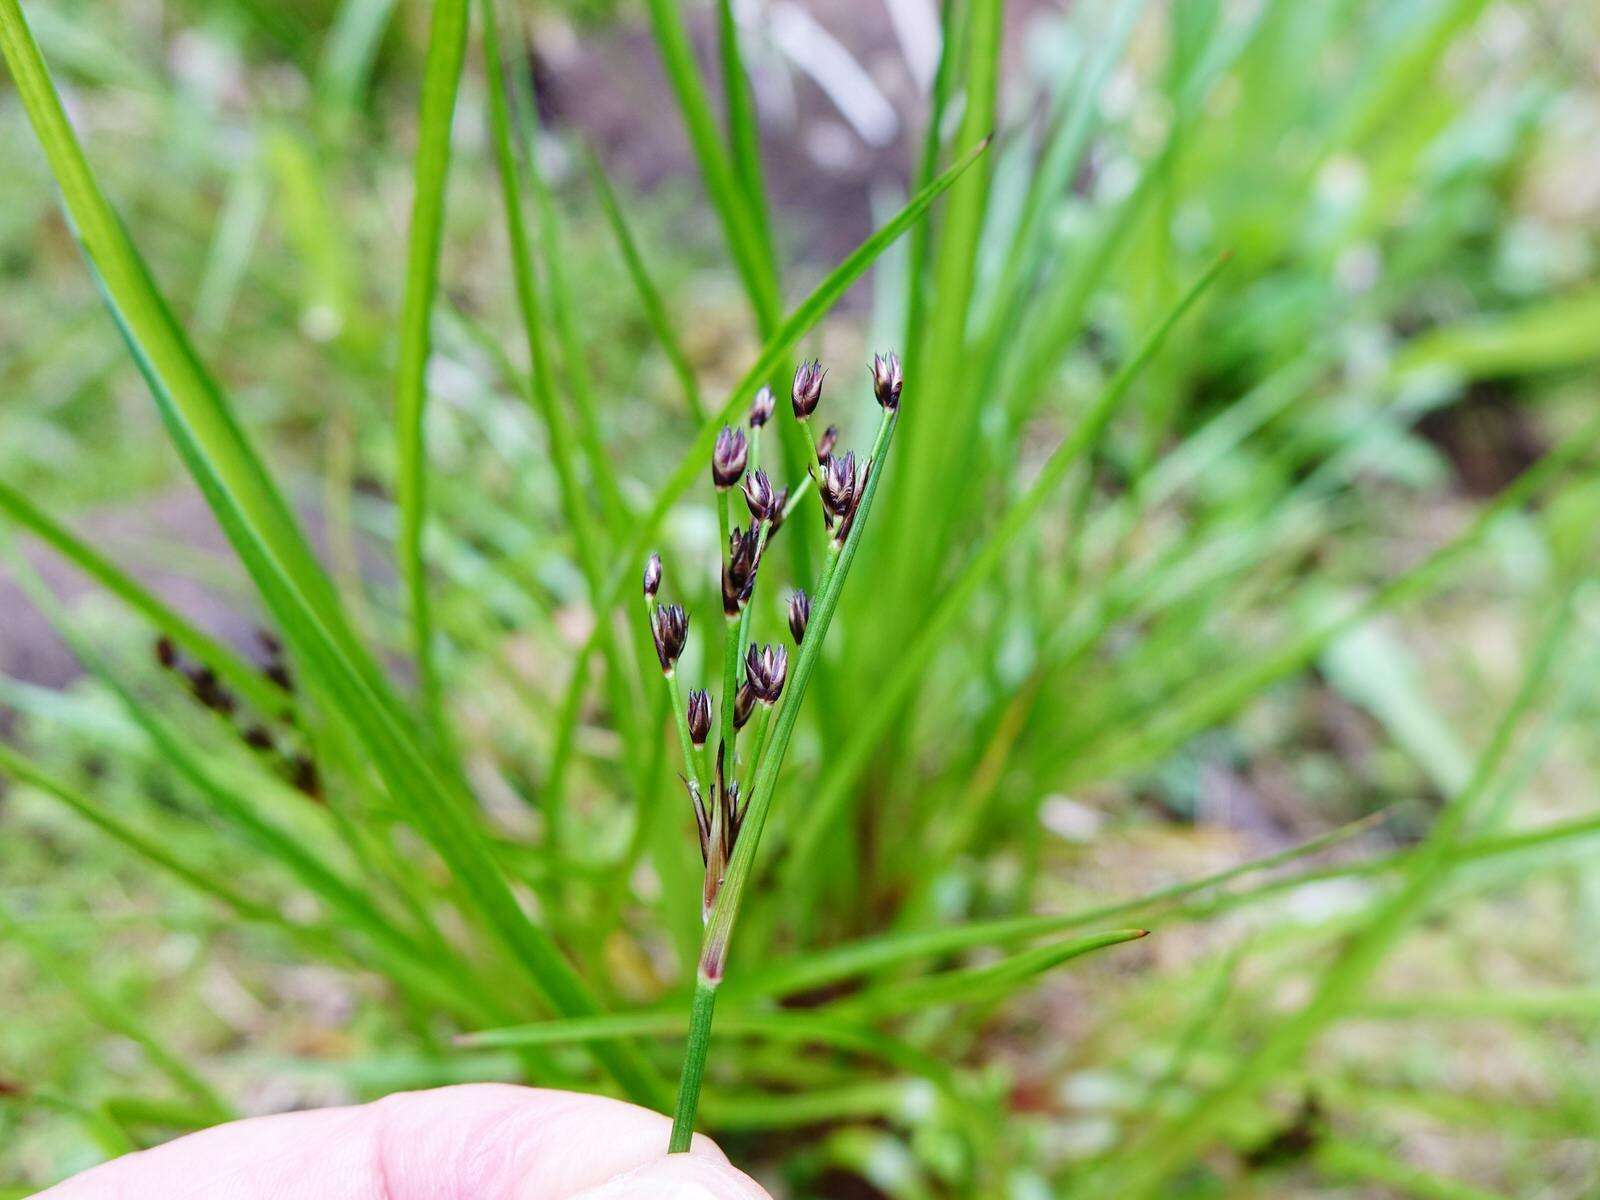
xmin=687 ymin=688 xmax=712 ymax=746
xmin=643 ymin=552 xmax=662 ymax=600
xmin=242 ymin=725 xmax=275 ymax=753
xmin=733 ymin=680 xmax=756 ymax=729
xmin=748 ymin=386 xmax=775 ymax=428
xmin=745 ymin=643 xmax=788 ymax=705
xmin=791 ymin=359 xmax=825 ymax=420
xmin=743 ymin=469 xmax=778 ymax=523
xmin=788 ymin=590 xmax=810 ymax=644
xmin=712 ymin=426 xmax=748 ymax=489
xmin=652 ymin=603 xmax=689 ymax=672
xmin=722 ymin=526 xmax=761 ymax=615
xmin=265 ymin=662 xmax=293 ymax=692
xmin=815 ymin=424 xmax=838 ymax=463
xmin=871 ymin=351 xmax=903 ymax=411
xmin=819 ymin=451 xmax=857 ymax=523
xmin=834 ymin=456 xmax=872 ymax=544
xmin=154 ymin=636 xmax=178 ymax=669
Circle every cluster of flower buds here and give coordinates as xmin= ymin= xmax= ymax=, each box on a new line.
xmin=744 ymin=643 xmax=788 ymax=705
xmin=871 ymin=351 xmax=903 ymax=411
xmin=652 ymin=602 xmax=689 ymax=673
xmin=687 ymin=688 xmax=712 ymax=747
xmin=712 ymin=426 xmax=748 ymax=490
xmin=646 ymin=351 xmax=902 ymax=921
xmin=723 ymin=526 xmax=761 ymax=616
xmin=791 ymin=359 xmax=825 ymax=421
xmin=787 ymin=590 xmax=810 ymax=644
xmin=748 ymin=386 xmax=775 ymax=429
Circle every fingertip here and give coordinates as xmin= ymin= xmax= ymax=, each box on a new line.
xmin=559 ymin=1154 xmax=771 ymax=1200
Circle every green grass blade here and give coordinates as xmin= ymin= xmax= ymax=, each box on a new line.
xmin=642 ymin=0 xmax=780 ymax=324
xmin=583 ymin=143 xmax=704 ymax=421
xmin=828 ymin=929 xmax=1148 ymax=1019
xmin=1116 ymin=582 xmax=1579 ymax=1196
xmin=715 ymin=0 xmax=776 ymax=271
xmin=0 ymin=898 xmax=233 ymax=1122
xmin=786 ymin=254 xmax=1230 ymax=885
xmin=502 ymin=30 xmax=631 ymax=533
xmin=743 ymin=813 xmax=1380 ymax=1003
xmin=392 ymin=0 xmax=469 ymax=736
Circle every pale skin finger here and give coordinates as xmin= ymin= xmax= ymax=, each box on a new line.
xmin=36 ymin=1084 xmax=769 ymax=1200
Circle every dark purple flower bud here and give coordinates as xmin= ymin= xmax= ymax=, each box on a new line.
xmin=687 ymin=688 xmax=712 ymax=746
xmin=871 ymin=352 xmax=903 ymax=410
xmin=819 ymin=451 xmax=857 ymax=524
xmin=266 ymin=662 xmax=293 ymax=692
xmin=748 ymin=386 xmax=775 ymax=428
xmin=643 ymin=552 xmax=662 ymax=600
xmin=743 ymin=469 xmax=778 ymax=523
xmin=722 ymin=526 xmax=761 ymax=615
xmin=815 ymin=424 xmax=838 ymax=463
xmin=787 ymin=590 xmax=810 ymax=644
xmin=652 ymin=603 xmax=689 ymax=672
xmin=791 ymin=359 xmax=825 ymax=420
xmin=767 ymin=486 xmax=789 ymax=534
xmin=154 ymin=636 xmax=178 ymax=670
xmin=242 ymin=725 xmax=275 ymax=753
xmin=745 ymin=643 xmax=788 ymax=705
xmin=733 ymin=680 xmax=756 ymax=729
xmin=833 ymin=457 xmax=872 ymax=545
xmin=712 ymin=426 xmax=748 ymax=489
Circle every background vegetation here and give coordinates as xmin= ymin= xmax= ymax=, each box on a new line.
xmin=2 ymin=0 xmax=1599 ymax=1195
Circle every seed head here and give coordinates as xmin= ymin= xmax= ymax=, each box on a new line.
xmin=743 ymin=469 xmax=778 ymax=523
xmin=815 ymin=424 xmax=838 ymax=463
xmin=819 ymin=451 xmax=857 ymax=524
xmin=687 ymin=688 xmax=712 ymax=746
xmin=154 ymin=635 xmax=178 ymax=670
xmin=733 ymin=680 xmax=756 ymax=729
xmin=712 ymin=426 xmax=748 ymax=489
xmin=745 ymin=643 xmax=788 ymax=705
xmin=791 ymin=359 xmax=826 ymax=420
xmin=748 ymin=386 xmax=775 ymax=428
xmin=651 ymin=603 xmax=689 ymax=672
xmin=242 ymin=725 xmax=275 ymax=753
xmin=871 ymin=352 xmax=903 ymax=410
xmin=788 ymin=590 xmax=811 ymax=644
xmin=722 ymin=526 xmax=761 ymax=615
xmin=643 ymin=552 xmax=662 ymax=600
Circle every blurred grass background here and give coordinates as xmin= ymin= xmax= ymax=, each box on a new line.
xmin=2 ymin=0 xmax=1600 ymax=1195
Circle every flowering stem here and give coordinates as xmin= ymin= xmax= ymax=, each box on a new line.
xmin=668 ymin=405 xmax=898 ymax=1151
xmin=667 ymin=973 xmax=719 ymax=1153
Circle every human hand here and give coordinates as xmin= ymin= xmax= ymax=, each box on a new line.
xmin=37 ymin=1084 xmax=770 ymax=1199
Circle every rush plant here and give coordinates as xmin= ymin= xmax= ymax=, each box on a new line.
xmin=2 ymin=0 xmax=1597 ymax=1195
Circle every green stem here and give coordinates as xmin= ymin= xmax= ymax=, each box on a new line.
xmin=668 ymin=973 xmax=721 ymax=1152
xmin=665 ymin=668 xmax=703 ymax=797
xmin=740 ymin=703 xmax=773 ymax=796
